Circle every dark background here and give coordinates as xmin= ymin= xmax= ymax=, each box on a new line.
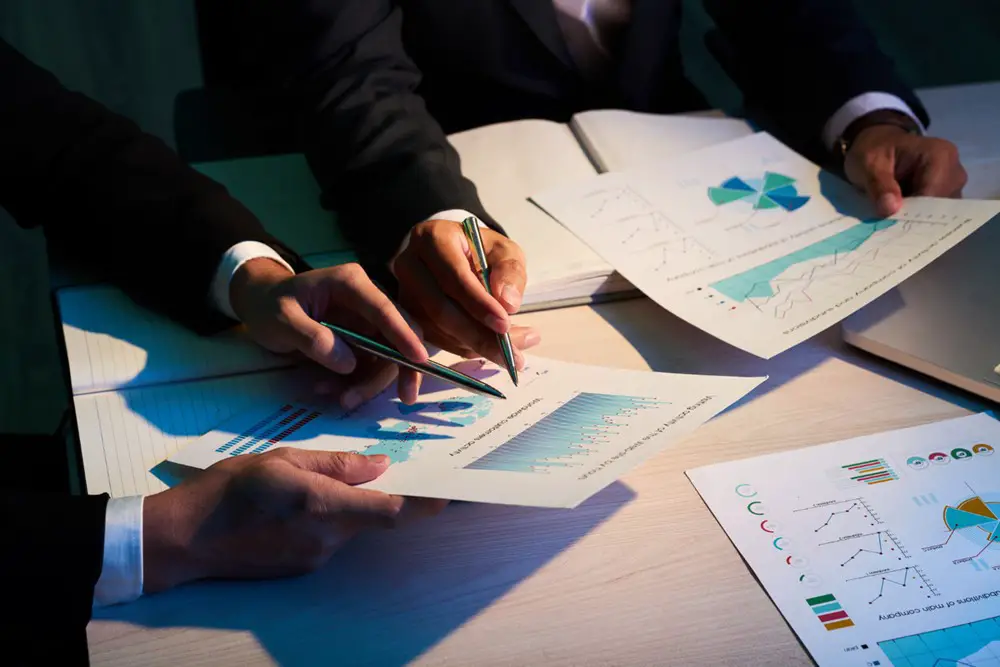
xmin=2 ymin=0 xmax=999 ymax=436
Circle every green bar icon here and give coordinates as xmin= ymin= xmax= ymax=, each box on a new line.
xmin=806 ymin=594 xmax=836 ymax=606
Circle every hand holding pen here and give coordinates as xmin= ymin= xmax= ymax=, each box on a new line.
xmin=390 ymin=216 xmax=541 ymax=368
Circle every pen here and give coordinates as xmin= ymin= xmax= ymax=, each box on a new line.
xmin=319 ymin=321 xmax=506 ymax=400
xmin=461 ymin=216 xmax=519 ymax=386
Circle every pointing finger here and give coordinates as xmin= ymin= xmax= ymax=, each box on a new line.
xmin=280 ymin=300 xmax=358 ymax=374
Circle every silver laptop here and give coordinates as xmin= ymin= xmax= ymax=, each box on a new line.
xmin=842 ymin=216 xmax=1000 ymax=402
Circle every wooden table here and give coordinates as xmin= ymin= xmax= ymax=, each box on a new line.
xmin=85 ymin=79 xmax=1000 ymax=665
xmin=87 ymin=296 xmax=988 ymax=666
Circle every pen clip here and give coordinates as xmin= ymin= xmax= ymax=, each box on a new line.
xmin=462 ymin=216 xmax=491 ymax=290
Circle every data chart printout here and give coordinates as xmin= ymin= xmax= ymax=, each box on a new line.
xmin=532 ymin=132 xmax=1000 ymax=358
xmin=687 ymin=412 xmax=1000 ymax=667
xmin=171 ymin=356 xmax=763 ymax=508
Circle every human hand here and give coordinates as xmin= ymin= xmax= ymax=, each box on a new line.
xmin=393 ymin=219 xmax=541 ymax=366
xmin=230 ymin=259 xmax=427 ymax=407
xmin=142 ymin=448 xmax=447 ymax=593
xmin=843 ymin=120 xmax=967 ymax=217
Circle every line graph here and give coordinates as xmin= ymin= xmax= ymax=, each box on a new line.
xmin=581 ymin=187 xmax=652 ymax=220
xmin=813 ymin=502 xmax=860 ymax=532
xmin=793 ymin=497 xmax=882 ymax=533
xmin=819 ymin=530 xmax=908 ymax=567
xmin=464 ymin=393 xmax=668 ymax=473
xmin=651 ymin=238 xmax=714 ymax=271
xmin=619 ymin=212 xmax=683 ymax=247
xmin=846 ymin=565 xmax=938 ymax=604
xmin=708 ymin=218 xmax=958 ymax=320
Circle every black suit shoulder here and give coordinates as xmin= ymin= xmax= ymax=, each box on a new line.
xmin=194 ymin=0 xmax=497 ymax=279
xmin=702 ymin=0 xmax=928 ymax=155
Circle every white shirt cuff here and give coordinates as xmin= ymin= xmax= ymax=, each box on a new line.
xmin=822 ymin=92 xmax=925 ymax=151
xmin=389 ymin=209 xmax=485 ymax=277
xmin=210 ymin=241 xmax=296 ymax=321
xmin=93 ymin=495 xmax=144 ymax=608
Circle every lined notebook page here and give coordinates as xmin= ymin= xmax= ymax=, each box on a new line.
xmin=570 ymin=110 xmax=753 ymax=172
xmin=59 ymin=285 xmax=291 ymax=395
xmin=447 ymin=119 xmax=611 ymax=288
xmin=75 ymin=369 xmax=304 ymax=497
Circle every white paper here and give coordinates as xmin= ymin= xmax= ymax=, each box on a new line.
xmin=687 ymin=412 xmax=1000 ymax=667
xmin=446 ymin=119 xmax=611 ymax=291
xmin=532 ymin=132 xmax=1000 ymax=358
xmin=59 ymin=284 xmax=290 ymax=394
xmin=171 ymin=356 xmax=764 ymax=508
xmin=75 ymin=369 xmax=302 ymax=497
xmin=570 ymin=110 xmax=754 ymax=172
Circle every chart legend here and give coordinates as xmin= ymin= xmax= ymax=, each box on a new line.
xmin=465 ymin=393 xmax=667 ymax=473
xmin=806 ymin=594 xmax=854 ymax=631
xmin=836 ymin=458 xmax=899 ymax=486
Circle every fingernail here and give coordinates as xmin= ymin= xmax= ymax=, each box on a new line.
xmin=330 ymin=337 xmax=356 ymax=373
xmin=486 ymin=314 xmax=508 ymax=333
xmin=501 ymin=284 xmax=522 ymax=311
xmin=341 ymin=389 xmax=363 ymax=411
xmin=522 ymin=331 xmax=541 ymax=349
xmin=370 ymin=454 xmax=391 ymax=466
xmin=877 ymin=193 xmax=899 ymax=215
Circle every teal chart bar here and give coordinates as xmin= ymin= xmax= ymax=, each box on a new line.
xmin=464 ymin=393 xmax=666 ymax=473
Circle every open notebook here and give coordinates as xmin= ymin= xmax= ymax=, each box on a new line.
xmin=58 ymin=111 xmax=752 ymax=497
xmin=445 ymin=111 xmax=753 ymax=308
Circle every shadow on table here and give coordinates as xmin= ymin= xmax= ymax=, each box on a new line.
xmin=591 ymin=294 xmax=987 ymax=417
xmin=57 ymin=283 xmax=509 ymax=447
xmin=91 ymin=481 xmax=634 ymax=666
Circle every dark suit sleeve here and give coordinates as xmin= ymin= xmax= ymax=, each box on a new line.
xmin=217 ymin=1 xmax=498 ymax=271
xmin=0 ymin=38 xmax=308 ymax=334
xmin=702 ymin=0 xmax=928 ymax=157
xmin=3 ymin=490 xmax=108 ymax=663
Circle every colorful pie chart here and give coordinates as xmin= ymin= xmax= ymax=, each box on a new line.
xmin=707 ymin=171 xmax=811 ymax=212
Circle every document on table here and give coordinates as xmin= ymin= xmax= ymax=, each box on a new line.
xmin=687 ymin=412 xmax=1000 ymax=667
xmin=532 ymin=132 xmax=1000 ymax=358
xmin=170 ymin=356 xmax=765 ymax=508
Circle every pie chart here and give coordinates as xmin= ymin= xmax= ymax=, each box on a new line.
xmin=708 ymin=171 xmax=811 ymax=212
xmin=943 ymin=495 xmax=1000 ymax=542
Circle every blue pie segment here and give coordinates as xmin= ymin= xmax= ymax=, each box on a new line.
xmin=708 ymin=171 xmax=811 ymax=212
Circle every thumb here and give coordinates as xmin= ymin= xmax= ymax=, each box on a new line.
xmin=280 ymin=300 xmax=358 ymax=374
xmin=487 ymin=243 xmax=528 ymax=315
xmin=854 ymin=150 xmax=903 ymax=217
xmin=282 ymin=449 xmax=391 ymax=484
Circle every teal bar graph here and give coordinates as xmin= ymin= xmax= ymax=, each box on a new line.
xmin=464 ymin=393 xmax=666 ymax=473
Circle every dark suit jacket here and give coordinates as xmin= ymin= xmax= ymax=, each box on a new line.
xmin=0 ymin=38 xmax=306 ymax=663
xmin=194 ymin=0 xmax=928 ymax=287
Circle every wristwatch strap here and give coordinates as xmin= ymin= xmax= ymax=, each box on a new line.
xmin=834 ymin=109 xmax=921 ymax=160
